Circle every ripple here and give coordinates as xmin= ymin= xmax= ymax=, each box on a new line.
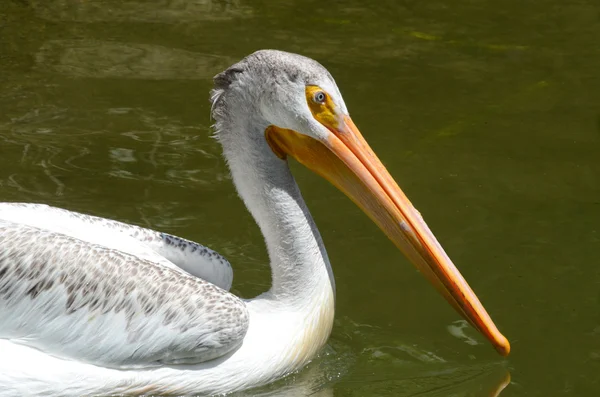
xmin=233 ymin=317 xmax=511 ymax=396
xmin=36 ymin=40 xmax=232 ymax=80
xmin=30 ymin=0 xmax=252 ymax=24
xmin=0 ymin=106 xmax=228 ymax=202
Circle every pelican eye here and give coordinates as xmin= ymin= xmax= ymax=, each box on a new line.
xmin=305 ymin=86 xmax=339 ymax=128
xmin=313 ymin=91 xmax=326 ymax=104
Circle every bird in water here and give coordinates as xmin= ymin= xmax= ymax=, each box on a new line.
xmin=0 ymin=50 xmax=509 ymax=396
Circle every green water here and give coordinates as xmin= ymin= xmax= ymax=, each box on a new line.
xmin=1 ymin=1 xmax=599 ymax=395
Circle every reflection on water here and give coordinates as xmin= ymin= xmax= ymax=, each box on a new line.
xmin=236 ymin=322 xmax=511 ymax=397
xmin=243 ymin=362 xmax=510 ymax=397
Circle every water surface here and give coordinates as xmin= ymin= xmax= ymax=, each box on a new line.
xmin=1 ymin=1 xmax=599 ymax=395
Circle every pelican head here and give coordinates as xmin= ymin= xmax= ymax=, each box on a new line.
xmin=211 ymin=50 xmax=509 ymax=356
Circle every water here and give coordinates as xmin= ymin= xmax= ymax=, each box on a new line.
xmin=1 ymin=1 xmax=599 ymax=395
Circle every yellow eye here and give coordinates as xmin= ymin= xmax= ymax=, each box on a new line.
xmin=305 ymin=86 xmax=339 ymax=129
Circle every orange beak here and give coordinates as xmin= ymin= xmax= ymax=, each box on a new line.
xmin=266 ymin=111 xmax=510 ymax=356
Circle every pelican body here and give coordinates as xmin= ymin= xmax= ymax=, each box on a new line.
xmin=0 ymin=50 xmax=509 ymax=396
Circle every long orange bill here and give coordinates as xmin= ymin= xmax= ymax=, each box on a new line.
xmin=266 ymin=114 xmax=510 ymax=357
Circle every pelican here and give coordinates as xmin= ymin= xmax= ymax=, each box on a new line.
xmin=0 ymin=50 xmax=509 ymax=396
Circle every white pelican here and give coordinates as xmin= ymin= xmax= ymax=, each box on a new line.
xmin=0 ymin=50 xmax=509 ymax=396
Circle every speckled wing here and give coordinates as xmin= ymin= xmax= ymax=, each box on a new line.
xmin=0 ymin=203 xmax=233 ymax=290
xmin=0 ymin=220 xmax=249 ymax=368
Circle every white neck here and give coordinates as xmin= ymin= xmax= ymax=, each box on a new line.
xmin=219 ymin=114 xmax=335 ymax=304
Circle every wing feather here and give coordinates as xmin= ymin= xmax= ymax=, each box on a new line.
xmin=0 ymin=203 xmax=233 ymax=290
xmin=0 ymin=220 xmax=248 ymax=368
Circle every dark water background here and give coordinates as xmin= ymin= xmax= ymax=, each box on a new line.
xmin=1 ymin=1 xmax=599 ymax=395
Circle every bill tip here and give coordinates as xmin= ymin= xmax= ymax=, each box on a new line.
xmin=494 ymin=335 xmax=511 ymax=356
